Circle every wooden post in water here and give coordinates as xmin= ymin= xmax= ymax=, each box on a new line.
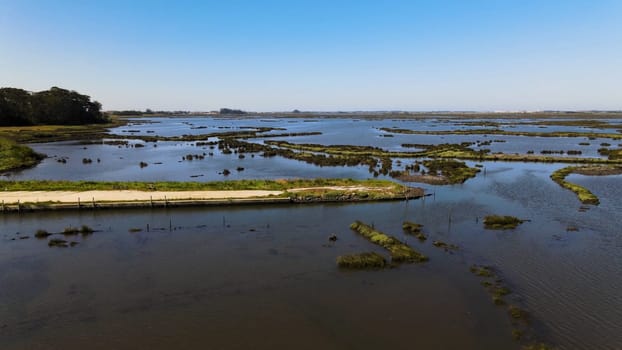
xmin=17 ymin=200 xmax=20 ymax=214
xmin=92 ymin=197 xmax=95 ymax=209
xmin=78 ymin=197 xmax=81 ymax=210
xmin=169 ymin=218 xmax=172 ymax=231
xmin=150 ymin=196 xmax=153 ymax=208
xmin=1 ymin=200 xmax=4 ymax=212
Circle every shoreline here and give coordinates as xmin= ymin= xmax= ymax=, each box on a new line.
xmin=0 ymin=185 xmax=424 ymax=213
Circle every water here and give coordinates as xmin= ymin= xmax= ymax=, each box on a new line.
xmin=6 ymin=116 xmax=619 ymax=181
xmin=1 ymin=116 xmax=621 ymax=349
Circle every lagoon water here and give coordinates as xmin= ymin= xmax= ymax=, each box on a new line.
xmin=1 ymin=116 xmax=621 ymax=349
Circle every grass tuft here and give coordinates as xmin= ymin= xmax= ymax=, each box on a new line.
xmin=483 ymin=215 xmax=524 ymax=230
xmin=336 ymin=252 xmax=387 ymax=269
xmin=350 ymin=221 xmax=428 ymax=263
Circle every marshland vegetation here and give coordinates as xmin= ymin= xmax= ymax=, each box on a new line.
xmin=483 ymin=216 xmax=525 ymax=230
xmin=349 ymin=221 xmax=428 ymax=263
xmin=0 ymin=178 xmax=402 ymax=192
xmin=380 ymin=126 xmax=622 ymax=140
xmin=336 ymin=252 xmax=387 ymax=269
xmin=550 ymin=165 xmax=622 ymax=205
xmin=469 ymin=264 xmax=546 ymax=347
xmin=0 ymin=137 xmax=45 ymax=172
xmin=402 ymin=221 xmax=427 ymax=241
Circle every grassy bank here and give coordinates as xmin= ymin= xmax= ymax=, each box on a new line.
xmin=0 ymin=138 xmax=45 ymax=172
xmin=265 ymin=139 xmax=622 ymax=165
xmin=380 ymin=127 xmax=622 ymax=140
xmin=0 ymin=116 xmax=127 ymax=143
xmin=0 ymin=178 xmax=403 ymax=192
xmin=550 ymin=165 xmax=622 ymax=205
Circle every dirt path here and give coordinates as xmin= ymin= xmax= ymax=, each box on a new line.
xmin=0 ymin=185 xmax=402 ymax=204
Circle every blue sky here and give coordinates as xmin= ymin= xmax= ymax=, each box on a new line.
xmin=1 ymin=0 xmax=621 ymax=111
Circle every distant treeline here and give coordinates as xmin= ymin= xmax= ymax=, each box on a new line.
xmin=110 ymin=109 xmax=192 ymax=116
xmin=0 ymin=87 xmax=107 ymax=126
xmin=219 ymin=108 xmax=247 ymax=115
xmin=109 ymin=108 xmax=249 ymax=116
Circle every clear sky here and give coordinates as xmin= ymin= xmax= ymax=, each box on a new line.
xmin=1 ymin=0 xmax=621 ymax=111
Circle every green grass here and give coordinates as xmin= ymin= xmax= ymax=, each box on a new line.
xmin=432 ymin=240 xmax=459 ymax=250
xmin=349 ymin=221 xmax=428 ymax=263
xmin=508 ymin=305 xmax=530 ymax=321
xmin=0 ymin=178 xmax=400 ymax=192
xmin=548 ymin=165 xmax=622 ymax=205
xmin=470 ymin=265 xmax=494 ymax=277
xmin=422 ymin=159 xmax=480 ymax=184
xmin=402 ymin=221 xmax=427 ymax=241
xmin=0 ymin=116 xmax=127 ymax=143
xmin=483 ymin=215 xmax=524 ymax=230
xmin=0 ymin=137 xmax=45 ymax=172
xmin=381 ymin=127 xmax=622 ymax=140
xmin=336 ymin=252 xmax=387 ymax=269
xmin=266 ymin=139 xmax=622 ymax=165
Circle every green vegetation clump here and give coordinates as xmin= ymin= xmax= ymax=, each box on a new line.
xmin=63 ymin=226 xmax=80 ymax=235
xmin=34 ymin=229 xmax=52 ymax=239
xmin=548 ymin=165 xmax=622 ymax=205
xmin=483 ymin=215 xmax=524 ymax=230
xmin=336 ymin=252 xmax=387 ymax=269
xmin=80 ymin=225 xmax=94 ymax=235
xmin=61 ymin=225 xmax=94 ymax=236
xmin=470 ymin=265 xmax=494 ymax=277
xmin=469 ymin=263 xmax=542 ymax=344
xmin=492 ymin=286 xmax=511 ymax=297
xmin=432 ymin=240 xmax=459 ymax=251
xmin=380 ymin=126 xmax=622 ymax=140
xmin=598 ymin=147 xmax=622 ymax=160
xmin=350 ymin=221 xmax=428 ymax=263
xmin=48 ymin=238 xmax=68 ymax=247
xmin=402 ymin=221 xmax=427 ymax=241
xmin=0 ymin=137 xmax=45 ymax=172
xmin=508 ymin=305 xmax=530 ymax=321
xmin=422 ymin=159 xmax=480 ymax=184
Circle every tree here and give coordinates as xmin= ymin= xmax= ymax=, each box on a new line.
xmin=0 ymin=86 xmax=107 ymax=126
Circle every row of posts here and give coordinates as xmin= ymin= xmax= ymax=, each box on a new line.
xmin=0 ymin=195 xmax=170 ymax=213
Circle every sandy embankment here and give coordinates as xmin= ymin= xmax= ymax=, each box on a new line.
xmin=0 ymin=190 xmax=285 ymax=204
